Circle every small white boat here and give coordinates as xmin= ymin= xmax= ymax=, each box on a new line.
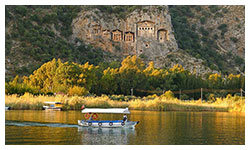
xmin=42 ymin=102 xmax=63 ymax=111
xmin=78 ymin=107 xmax=139 ymax=128
xmin=5 ymin=106 xmax=11 ymax=110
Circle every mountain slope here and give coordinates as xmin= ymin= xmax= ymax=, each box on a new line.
xmin=168 ymin=5 xmax=244 ymax=74
xmin=5 ymin=5 xmax=245 ymax=80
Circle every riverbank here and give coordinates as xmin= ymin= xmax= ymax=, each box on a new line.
xmin=5 ymin=93 xmax=245 ymax=112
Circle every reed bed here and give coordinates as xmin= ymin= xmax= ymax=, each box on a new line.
xmin=128 ymin=97 xmax=229 ymax=112
xmin=5 ymin=93 xmax=244 ymax=112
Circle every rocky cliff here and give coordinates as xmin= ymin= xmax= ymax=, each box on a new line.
xmin=5 ymin=5 xmax=245 ymax=80
xmin=168 ymin=5 xmax=245 ymax=75
xmin=72 ymin=6 xmax=178 ymax=65
xmin=71 ymin=5 xmax=245 ymax=74
xmin=191 ymin=6 xmax=245 ymax=58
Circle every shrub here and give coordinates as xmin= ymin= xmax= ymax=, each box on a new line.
xmin=218 ymin=24 xmax=227 ymax=30
xmin=139 ymin=54 xmax=147 ymax=59
xmin=191 ymin=24 xmax=196 ymax=30
xmin=217 ymin=24 xmax=228 ymax=35
xmin=209 ymin=6 xmax=219 ymax=13
xmin=15 ymin=6 xmax=28 ymax=16
xmin=234 ymin=56 xmax=244 ymax=65
xmin=230 ymin=37 xmax=238 ymax=43
xmin=143 ymin=9 xmax=148 ymax=13
xmin=222 ymin=8 xmax=228 ymax=13
xmin=180 ymin=94 xmax=189 ymax=100
xmin=207 ymin=93 xmax=216 ymax=103
xmin=218 ymin=24 xmax=228 ymax=37
xmin=214 ymin=12 xmax=223 ymax=18
xmin=194 ymin=6 xmax=202 ymax=12
xmin=201 ymin=10 xmax=210 ymax=17
xmin=213 ymin=34 xmax=218 ymax=40
xmin=161 ymin=90 xmax=175 ymax=99
xmin=200 ymin=16 xmax=206 ymax=24
xmin=200 ymin=27 xmax=209 ymax=36
xmin=115 ymin=45 xmax=121 ymax=52
xmin=67 ymin=86 xmax=88 ymax=96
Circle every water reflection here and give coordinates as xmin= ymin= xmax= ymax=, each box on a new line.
xmin=5 ymin=110 xmax=245 ymax=145
xmin=77 ymin=127 xmax=136 ymax=145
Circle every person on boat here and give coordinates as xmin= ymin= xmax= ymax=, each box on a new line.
xmin=89 ymin=113 xmax=93 ymax=121
xmin=123 ymin=114 xmax=127 ymax=123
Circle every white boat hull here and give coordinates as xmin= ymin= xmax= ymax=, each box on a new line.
xmin=43 ymin=106 xmax=62 ymax=111
xmin=78 ymin=120 xmax=139 ymax=128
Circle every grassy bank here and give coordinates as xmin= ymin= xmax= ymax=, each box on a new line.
xmin=5 ymin=93 xmax=245 ymax=112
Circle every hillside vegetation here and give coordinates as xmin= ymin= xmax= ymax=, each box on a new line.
xmin=5 ymin=6 xmax=118 ymax=80
xmin=169 ymin=6 xmax=244 ymax=74
xmin=5 ymin=56 xmax=245 ymax=101
xmin=5 ymin=5 xmax=245 ymax=81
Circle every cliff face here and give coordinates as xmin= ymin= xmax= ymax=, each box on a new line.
xmin=72 ymin=5 xmax=245 ymax=74
xmin=72 ymin=6 xmax=178 ymax=65
xmin=188 ymin=5 xmax=245 ymax=57
xmin=214 ymin=6 xmax=245 ymax=57
xmin=186 ymin=5 xmax=245 ymax=74
xmin=5 ymin=5 xmax=245 ymax=80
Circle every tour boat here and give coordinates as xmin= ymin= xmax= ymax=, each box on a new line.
xmin=78 ymin=107 xmax=139 ymax=128
xmin=42 ymin=102 xmax=63 ymax=111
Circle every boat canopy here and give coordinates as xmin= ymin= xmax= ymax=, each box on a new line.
xmin=81 ymin=108 xmax=130 ymax=114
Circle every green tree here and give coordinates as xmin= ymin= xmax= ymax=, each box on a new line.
xmin=208 ymin=73 xmax=223 ymax=89
xmin=27 ymin=58 xmax=63 ymax=93
xmin=118 ymin=55 xmax=146 ymax=95
xmin=99 ymin=68 xmax=119 ymax=95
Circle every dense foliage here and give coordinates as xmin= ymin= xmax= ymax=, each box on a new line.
xmin=6 ymin=5 xmax=244 ymax=82
xmin=5 ymin=56 xmax=245 ymax=100
xmin=5 ymin=5 xmax=112 ymax=80
xmin=91 ymin=5 xmax=143 ymax=19
xmin=169 ymin=5 xmax=245 ymax=74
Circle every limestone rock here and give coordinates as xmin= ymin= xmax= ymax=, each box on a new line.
xmin=72 ymin=6 xmax=178 ymax=63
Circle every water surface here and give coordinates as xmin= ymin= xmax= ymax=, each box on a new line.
xmin=5 ymin=110 xmax=245 ymax=145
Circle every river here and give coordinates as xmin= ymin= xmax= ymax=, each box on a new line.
xmin=5 ymin=110 xmax=245 ymax=145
